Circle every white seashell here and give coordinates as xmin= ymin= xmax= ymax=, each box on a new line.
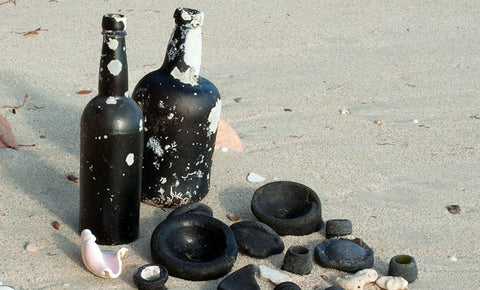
xmin=376 ymin=276 xmax=408 ymax=290
xmin=247 ymin=172 xmax=266 ymax=183
xmin=335 ymin=268 xmax=378 ymax=290
xmin=259 ymin=265 xmax=291 ymax=285
xmin=81 ymin=229 xmax=128 ymax=279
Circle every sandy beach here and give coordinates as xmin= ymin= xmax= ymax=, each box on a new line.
xmin=0 ymin=1 xmax=479 ymax=289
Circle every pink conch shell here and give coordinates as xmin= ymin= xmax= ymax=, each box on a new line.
xmin=80 ymin=229 xmax=128 ymax=279
xmin=215 ymin=118 xmax=244 ymax=152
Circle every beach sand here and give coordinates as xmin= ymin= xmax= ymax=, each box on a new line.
xmin=0 ymin=1 xmax=479 ymax=289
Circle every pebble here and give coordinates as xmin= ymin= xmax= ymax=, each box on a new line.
xmin=412 ymin=118 xmax=419 ymax=124
xmin=446 ymin=205 xmax=461 ymax=214
xmin=53 ymin=220 xmax=60 ymax=230
xmin=218 ymin=264 xmax=260 ymax=290
xmin=340 ymin=108 xmax=350 ymax=114
xmin=221 ymin=146 xmax=229 ymax=152
xmin=231 ymin=220 xmax=284 ymax=258
xmin=376 ymin=276 xmax=408 ymax=290
xmin=247 ymin=172 xmax=266 ymax=183
xmin=25 ymin=242 xmax=38 ymax=253
xmin=314 ymin=238 xmax=374 ymax=273
xmin=335 ymin=268 xmax=378 ymax=290
xmin=259 ymin=265 xmax=291 ymax=285
xmin=227 ymin=214 xmax=239 ymax=221
xmin=448 ymin=255 xmax=457 ymax=262
xmin=67 ymin=174 xmax=79 ymax=184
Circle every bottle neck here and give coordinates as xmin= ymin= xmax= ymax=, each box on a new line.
xmin=98 ymin=32 xmax=128 ymax=97
xmin=161 ymin=23 xmax=202 ymax=86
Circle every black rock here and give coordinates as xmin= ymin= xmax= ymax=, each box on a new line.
xmin=231 ymin=220 xmax=284 ymax=258
xmin=282 ymin=245 xmax=312 ymax=275
xmin=274 ymin=281 xmax=302 ymax=290
xmin=217 ymin=264 xmax=260 ymax=290
xmin=151 ymin=214 xmax=238 ymax=281
xmin=314 ymin=238 xmax=374 ymax=273
xmin=324 ymin=286 xmax=344 ymax=290
xmin=388 ymin=254 xmax=418 ymax=283
xmin=251 ymin=181 xmax=324 ymax=236
xmin=325 ymin=219 xmax=353 ymax=238
xmin=166 ymin=202 xmax=213 ymax=219
xmin=133 ymin=264 xmax=168 ymax=290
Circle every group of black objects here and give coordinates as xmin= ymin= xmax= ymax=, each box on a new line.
xmin=134 ymin=180 xmax=418 ymax=289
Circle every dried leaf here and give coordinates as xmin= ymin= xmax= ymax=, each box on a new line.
xmin=76 ymin=90 xmax=92 ymax=95
xmin=24 ymin=27 xmax=47 ymax=37
xmin=227 ymin=214 xmax=239 ymax=221
xmin=53 ymin=220 xmax=60 ymax=230
xmin=3 ymin=94 xmax=28 ymax=109
xmin=215 ymin=118 xmax=244 ymax=152
xmin=67 ymin=174 xmax=79 ymax=184
xmin=406 ymin=83 xmax=417 ymax=88
xmin=0 ymin=114 xmax=18 ymax=150
xmin=0 ymin=0 xmax=17 ymax=6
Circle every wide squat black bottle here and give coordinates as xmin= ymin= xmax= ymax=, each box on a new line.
xmin=79 ymin=14 xmax=143 ymax=245
xmin=133 ymin=8 xmax=221 ymax=207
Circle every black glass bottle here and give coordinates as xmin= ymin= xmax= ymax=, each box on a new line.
xmin=132 ymin=8 xmax=221 ymax=207
xmin=79 ymin=14 xmax=143 ymax=245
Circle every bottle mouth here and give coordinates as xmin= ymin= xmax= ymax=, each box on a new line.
xmin=102 ymin=13 xmax=127 ymax=33
xmin=174 ymin=7 xmax=204 ymax=27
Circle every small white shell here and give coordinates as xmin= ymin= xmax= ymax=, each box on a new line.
xmin=335 ymin=268 xmax=378 ymax=290
xmin=81 ymin=229 xmax=128 ymax=279
xmin=376 ymin=276 xmax=408 ymax=290
xmin=259 ymin=265 xmax=291 ymax=285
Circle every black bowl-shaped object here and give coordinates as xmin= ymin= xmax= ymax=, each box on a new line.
xmin=167 ymin=202 xmax=213 ymax=219
xmin=314 ymin=238 xmax=374 ymax=273
xmin=325 ymin=219 xmax=353 ymax=238
xmin=251 ymin=181 xmax=323 ymax=236
xmin=133 ymin=264 xmax=168 ymax=290
xmin=151 ymin=214 xmax=238 ymax=281
xmin=388 ymin=254 xmax=418 ymax=283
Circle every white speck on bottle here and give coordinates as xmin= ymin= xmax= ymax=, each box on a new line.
xmin=107 ymin=59 xmax=122 ymax=76
xmin=106 ymin=97 xmax=117 ymax=105
xmin=125 ymin=153 xmax=134 ymax=166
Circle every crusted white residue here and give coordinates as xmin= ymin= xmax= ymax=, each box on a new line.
xmin=183 ymin=24 xmax=202 ymax=78
xmin=125 ymin=153 xmax=134 ymax=166
xmin=167 ymin=38 xmax=178 ymax=61
xmin=158 ymin=101 xmax=165 ymax=109
xmin=107 ymin=59 xmax=122 ymax=76
xmin=207 ymin=99 xmax=222 ymax=136
xmin=139 ymin=119 xmax=143 ymax=132
xmin=108 ymin=38 xmax=119 ymax=50
xmin=106 ymin=97 xmax=117 ymax=105
xmin=167 ymin=113 xmax=174 ymax=120
xmin=170 ymin=66 xmax=197 ymax=86
xmin=160 ymin=177 xmax=167 ymax=184
xmin=147 ymin=137 xmax=164 ymax=157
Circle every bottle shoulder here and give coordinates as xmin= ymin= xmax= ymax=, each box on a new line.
xmin=81 ymin=95 xmax=143 ymax=134
xmin=132 ymin=69 xmax=220 ymax=99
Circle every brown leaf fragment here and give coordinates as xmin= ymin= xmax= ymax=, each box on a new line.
xmin=0 ymin=213 xmax=6 ymax=216
xmin=3 ymin=94 xmax=28 ymax=109
xmin=0 ymin=0 xmax=17 ymax=6
xmin=52 ymin=220 xmax=60 ymax=230
xmin=76 ymin=90 xmax=92 ymax=95
xmin=215 ymin=119 xmax=244 ymax=152
xmin=406 ymin=83 xmax=417 ymax=87
xmin=67 ymin=174 xmax=79 ymax=184
xmin=24 ymin=27 xmax=47 ymax=37
xmin=0 ymin=114 xmax=18 ymax=150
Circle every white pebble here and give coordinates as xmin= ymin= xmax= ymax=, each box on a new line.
xmin=335 ymin=268 xmax=378 ymax=290
xmin=125 ymin=153 xmax=134 ymax=166
xmin=340 ymin=108 xmax=350 ymax=114
xmin=412 ymin=118 xmax=419 ymax=124
xmin=448 ymin=255 xmax=457 ymax=262
xmin=25 ymin=242 xmax=38 ymax=253
xmin=247 ymin=172 xmax=266 ymax=183
xmin=220 ymin=146 xmax=228 ymax=152
xmin=376 ymin=276 xmax=408 ymax=290
xmin=259 ymin=265 xmax=291 ymax=285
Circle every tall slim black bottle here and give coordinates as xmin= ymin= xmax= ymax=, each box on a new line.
xmin=79 ymin=14 xmax=143 ymax=245
xmin=133 ymin=8 xmax=221 ymax=208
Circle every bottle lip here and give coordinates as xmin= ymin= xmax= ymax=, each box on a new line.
xmin=174 ymin=7 xmax=204 ymax=28
xmin=102 ymin=13 xmax=127 ymax=33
